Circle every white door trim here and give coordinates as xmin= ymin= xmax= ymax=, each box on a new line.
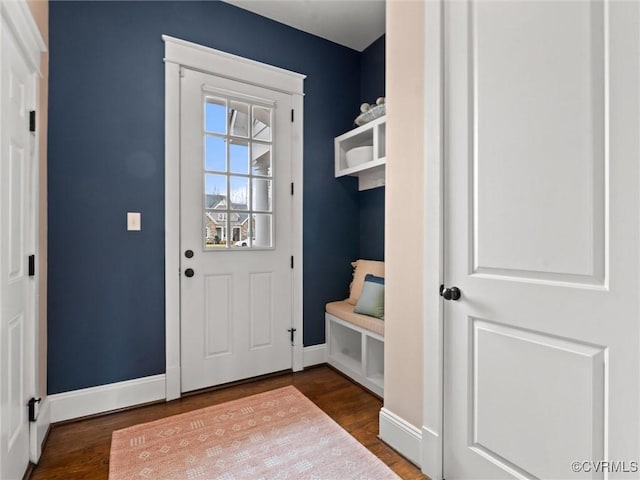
xmin=163 ymin=36 xmax=305 ymax=401
xmin=0 ymin=0 xmax=46 ymax=76
xmin=422 ymin=1 xmax=444 ymax=479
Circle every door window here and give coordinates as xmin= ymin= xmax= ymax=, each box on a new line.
xmin=203 ymin=96 xmax=273 ymax=249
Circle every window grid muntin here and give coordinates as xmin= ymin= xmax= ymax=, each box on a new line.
xmin=203 ymin=95 xmax=274 ymax=250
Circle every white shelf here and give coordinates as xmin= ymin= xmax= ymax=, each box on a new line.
xmin=335 ymin=115 xmax=386 ymax=191
xmin=337 ymin=157 xmax=386 ymax=177
xmin=333 ymin=352 xmax=361 ymax=373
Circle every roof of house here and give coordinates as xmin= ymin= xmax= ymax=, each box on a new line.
xmin=205 ymin=193 xmax=248 ymax=211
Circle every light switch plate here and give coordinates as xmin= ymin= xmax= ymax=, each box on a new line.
xmin=127 ymin=212 xmax=141 ymax=231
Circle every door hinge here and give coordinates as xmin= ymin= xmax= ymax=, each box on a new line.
xmin=29 ymin=111 xmax=36 ymax=132
xmin=28 ymin=255 xmax=35 ymax=277
xmin=291 ymin=182 xmax=294 ymax=195
xmin=291 ymin=109 xmax=294 ymax=122
xmin=290 ymin=256 xmax=294 ymax=269
xmin=28 ymin=397 xmax=41 ymax=422
xmin=287 ymin=327 xmax=297 ymax=345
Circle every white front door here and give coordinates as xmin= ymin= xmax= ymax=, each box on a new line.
xmin=0 ymin=17 xmax=37 ymax=480
xmin=443 ymin=1 xmax=639 ymax=478
xmin=180 ymin=68 xmax=294 ymax=393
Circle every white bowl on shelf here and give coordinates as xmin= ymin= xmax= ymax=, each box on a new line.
xmin=345 ymin=145 xmax=373 ymax=168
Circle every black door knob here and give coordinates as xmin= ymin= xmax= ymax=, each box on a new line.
xmin=185 ymin=250 xmax=194 ymax=258
xmin=440 ymin=285 xmax=461 ymax=301
xmin=184 ymin=268 xmax=195 ymax=278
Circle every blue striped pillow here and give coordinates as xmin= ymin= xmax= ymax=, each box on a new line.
xmin=353 ymin=274 xmax=384 ymax=319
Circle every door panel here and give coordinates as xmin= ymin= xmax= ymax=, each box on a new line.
xmin=472 ymin=1 xmax=605 ymax=283
xmin=180 ymin=69 xmax=293 ymax=393
xmin=444 ymin=1 xmax=639 ymax=478
xmin=471 ymin=320 xmax=605 ymax=479
xmin=9 ymin=143 xmax=26 ymax=278
xmin=204 ymin=274 xmax=232 ymax=357
xmin=249 ymin=272 xmax=273 ymax=349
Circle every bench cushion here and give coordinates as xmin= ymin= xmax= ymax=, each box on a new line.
xmin=326 ymin=300 xmax=385 ymax=337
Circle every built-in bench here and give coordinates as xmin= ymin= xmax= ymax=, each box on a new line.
xmin=325 ymin=301 xmax=384 ymax=397
xmin=325 ymin=260 xmax=385 ymax=397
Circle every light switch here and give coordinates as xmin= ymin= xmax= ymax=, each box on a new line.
xmin=127 ymin=212 xmax=141 ymax=231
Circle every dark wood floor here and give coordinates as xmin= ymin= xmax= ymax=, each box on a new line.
xmin=31 ymin=366 xmax=428 ymax=480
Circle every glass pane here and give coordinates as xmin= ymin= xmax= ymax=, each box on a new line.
xmin=205 ymin=136 xmax=226 ymax=172
xmin=229 ymin=176 xmax=249 ymax=209
xmin=252 ymin=143 xmax=271 ymax=176
xmin=204 ymin=211 xmax=227 ymax=248
xmin=252 ymin=213 xmax=272 ymax=248
xmin=205 ymin=174 xmax=227 ymax=210
xmin=252 ymin=106 xmax=272 ymax=141
xmin=229 ymin=140 xmax=249 ymax=174
xmin=252 ymin=178 xmax=272 ymax=212
xmin=202 ymin=99 xmax=276 ymax=251
xmin=230 ymin=212 xmax=251 ymax=248
xmin=205 ymin=98 xmax=226 ymax=134
xmin=229 ymin=101 xmax=249 ymax=137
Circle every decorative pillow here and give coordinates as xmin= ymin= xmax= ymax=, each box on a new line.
xmin=348 ymin=259 xmax=385 ymax=305
xmin=354 ymin=274 xmax=385 ymax=319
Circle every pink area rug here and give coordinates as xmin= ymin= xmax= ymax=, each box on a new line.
xmin=109 ymin=386 xmax=400 ymax=479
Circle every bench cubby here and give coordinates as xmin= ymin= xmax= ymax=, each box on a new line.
xmin=325 ymin=312 xmax=384 ymax=397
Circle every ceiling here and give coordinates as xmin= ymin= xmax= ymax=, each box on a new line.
xmin=222 ymin=0 xmax=386 ymax=52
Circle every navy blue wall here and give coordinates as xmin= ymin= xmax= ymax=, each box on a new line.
xmin=359 ymin=187 xmax=385 ymax=261
xmin=360 ymin=35 xmax=386 ymax=105
xmin=48 ymin=1 xmax=362 ymax=394
xmin=358 ymin=36 xmax=385 ymax=262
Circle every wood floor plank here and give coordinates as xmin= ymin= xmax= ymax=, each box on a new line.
xmin=31 ymin=366 xmax=428 ymax=480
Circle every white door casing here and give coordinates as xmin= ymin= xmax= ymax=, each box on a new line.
xmin=180 ymin=69 xmax=294 ymax=392
xmin=164 ymin=36 xmax=305 ymax=399
xmin=441 ymin=1 xmax=640 ymax=479
xmin=0 ymin=1 xmax=46 ymax=477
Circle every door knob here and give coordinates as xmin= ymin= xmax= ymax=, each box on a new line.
xmin=184 ymin=268 xmax=195 ymax=278
xmin=440 ymin=285 xmax=461 ymax=301
xmin=185 ymin=250 xmax=194 ymax=258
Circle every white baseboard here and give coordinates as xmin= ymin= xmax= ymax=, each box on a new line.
xmin=29 ymin=396 xmax=50 ymax=463
xmin=48 ymin=350 xmax=326 ymax=425
xmin=303 ymin=343 xmax=327 ymax=367
xmin=379 ymin=407 xmax=422 ymax=467
xmin=421 ymin=425 xmax=442 ymax=480
xmin=49 ymin=374 xmax=166 ymax=423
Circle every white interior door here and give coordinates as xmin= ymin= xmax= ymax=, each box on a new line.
xmin=180 ymin=68 xmax=293 ymax=393
xmin=443 ymin=1 xmax=639 ymax=478
xmin=0 ymin=17 xmax=37 ymax=480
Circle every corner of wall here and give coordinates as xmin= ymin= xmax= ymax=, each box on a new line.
xmin=383 ymin=0 xmax=425 ymax=431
